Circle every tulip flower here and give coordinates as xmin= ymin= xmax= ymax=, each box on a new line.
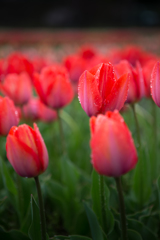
xmin=114 ymin=60 xmax=147 ymax=103
xmin=64 ymin=46 xmax=108 ymax=83
xmin=78 ymin=62 xmax=129 ymax=117
xmin=5 ymin=52 xmax=34 ymax=78
xmin=0 ymin=96 xmax=19 ymax=136
xmin=6 ymin=123 xmax=48 ymax=178
xmin=90 ymin=110 xmax=138 ymax=177
xmin=0 ymin=72 xmax=32 ymax=105
xmin=22 ymin=97 xmax=57 ymax=122
xmin=151 ymin=61 xmax=160 ymax=107
xmin=109 ymin=45 xmax=157 ymax=67
xmin=34 ymin=65 xmax=74 ymax=109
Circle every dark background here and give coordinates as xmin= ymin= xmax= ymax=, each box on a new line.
xmin=0 ymin=0 xmax=160 ymax=28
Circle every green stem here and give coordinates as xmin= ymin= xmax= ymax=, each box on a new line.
xmin=34 ymin=176 xmax=46 ymax=240
xmin=99 ymin=175 xmax=107 ymax=234
xmin=131 ymin=104 xmax=141 ymax=149
xmin=152 ymin=100 xmax=158 ymax=180
xmin=16 ymin=173 xmax=24 ymax=226
xmin=57 ymin=109 xmax=66 ymax=155
xmin=131 ymin=103 xmax=144 ymax=207
xmin=115 ymin=177 xmax=128 ymax=240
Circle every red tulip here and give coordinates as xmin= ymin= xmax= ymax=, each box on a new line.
xmin=143 ymin=59 xmax=157 ymax=97
xmin=34 ymin=65 xmax=74 ymax=109
xmin=6 ymin=123 xmax=48 ymax=178
xmin=78 ymin=62 xmax=129 ymax=117
xmin=64 ymin=46 xmax=108 ymax=83
xmin=151 ymin=62 xmax=160 ymax=107
xmin=90 ymin=110 xmax=138 ymax=177
xmin=22 ymin=98 xmax=57 ymax=122
xmin=0 ymin=72 xmax=32 ymax=105
xmin=114 ymin=60 xmax=147 ymax=103
xmin=5 ymin=52 xmax=34 ymax=78
xmin=0 ymin=96 xmax=19 ymax=136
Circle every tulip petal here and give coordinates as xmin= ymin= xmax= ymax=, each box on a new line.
xmin=151 ymin=62 xmax=160 ymax=107
xmin=101 ymin=73 xmax=129 ymax=113
xmin=6 ymin=134 xmax=40 ymax=177
xmin=134 ymin=61 xmax=147 ymax=99
xmin=34 ymin=73 xmax=47 ymax=105
xmin=33 ymin=123 xmax=48 ymax=172
xmin=47 ymin=75 xmax=74 ymax=109
xmin=78 ymin=70 xmax=102 ymax=117
xmin=90 ymin=113 xmax=137 ymax=177
xmin=95 ymin=63 xmax=116 ymax=100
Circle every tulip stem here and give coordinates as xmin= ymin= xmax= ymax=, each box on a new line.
xmin=99 ymin=175 xmax=107 ymax=234
xmin=152 ymin=100 xmax=158 ymax=180
xmin=115 ymin=177 xmax=128 ymax=240
xmin=57 ymin=109 xmax=66 ymax=155
xmin=131 ymin=104 xmax=141 ymax=149
xmin=16 ymin=174 xmax=24 ymax=226
xmin=34 ymin=176 xmax=47 ymax=240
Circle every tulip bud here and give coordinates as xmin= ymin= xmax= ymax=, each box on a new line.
xmin=34 ymin=65 xmax=74 ymax=109
xmin=78 ymin=62 xmax=129 ymax=117
xmin=0 ymin=72 xmax=32 ymax=105
xmin=6 ymin=123 xmax=48 ymax=178
xmin=151 ymin=62 xmax=160 ymax=107
xmin=0 ymin=96 xmax=19 ymax=136
xmin=90 ymin=110 xmax=138 ymax=177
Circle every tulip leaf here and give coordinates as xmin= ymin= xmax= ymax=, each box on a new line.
xmin=157 ymin=175 xmax=160 ymax=210
xmin=69 ymin=236 xmax=92 ymax=240
xmin=91 ymin=170 xmax=114 ymax=235
xmin=127 ymin=218 xmax=157 ymax=240
xmin=132 ymin=147 xmax=151 ymax=206
xmin=54 ymin=236 xmax=91 ymax=240
xmin=83 ymin=201 xmax=104 ymax=240
xmin=127 ymin=229 xmax=142 ymax=240
xmin=28 ymin=195 xmax=41 ymax=240
xmin=0 ymin=225 xmax=29 ymax=240
xmin=54 ymin=236 xmax=69 ymax=240
xmin=0 ymin=158 xmax=17 ymax=196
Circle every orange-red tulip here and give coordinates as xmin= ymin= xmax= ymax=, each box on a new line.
xmin=90 ymin=110 xmax=138 ymax=177
xmin=6 ymin=123 xmax=48 ymax=178
xmin=78 ymin=62 xmax=129 ymax=117
xmin=0 ymin=96 xmax=19 ymax=136
xmin=34 ymin=65 xmax=74 ymax=109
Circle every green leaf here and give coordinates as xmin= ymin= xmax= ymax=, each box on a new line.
xmin=0 ymin=158 xmax=17 ymax=196
xmin=127 ymin=218 xmax=157 ymax=240
xmin=132 ymin=147 xmax=151 ymax=206
xmin=28 ymin=195 xmax=41 ymax=240
xmin=54 ymin=235 xmax=92 ymax=240
xmin=69 ymin=236 xmax=92 ymax=240
xmin=91 ymin=170 xmax=114 ymax=235
xmin=83 ymin=202 xmax=104 ymax=240
xmin=0 ymin=226 xmax=29 ymax=240
xmin=157 ymin=175 xmax=160 ymax=211
xmin=54 ymin=236 xmax=69 ymax=240
xmin=60 ymin=156 xmax=80 ymax=197
xmin=127 ymin=229 xmax=142 ymax=240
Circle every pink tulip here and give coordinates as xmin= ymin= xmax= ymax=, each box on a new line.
xmin=6 ymin=123 xmax=48 ymax=178
xmin=0 ymin=96 xmax=19 ymax=136
xmin=151 ymin=62 xmax=160 ymax=107
xmin=34 ymin=65 xmax=74 ymax=109
xmin=78 ymin=62 xmax=129 ymax=117
xmin=0 ymin=72 xmax=32 ymax=105
xmin=90 ymin=110 xmax=138 ymax=177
